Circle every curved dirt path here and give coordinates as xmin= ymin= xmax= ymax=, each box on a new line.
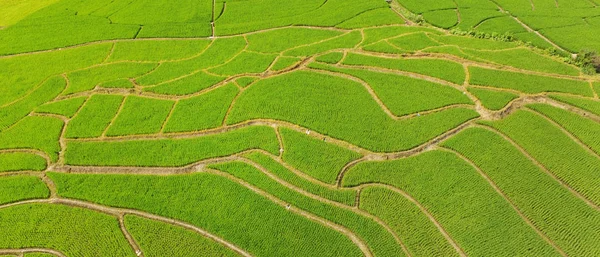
xmin=0 ymin=248 xmax=66 ymax=257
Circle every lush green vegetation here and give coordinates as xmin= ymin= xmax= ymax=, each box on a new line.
xmin=65 ymin=126 xmax=279 ymax=166
xmin=343 ymin=150 xmax=560 ymax=256
xmin=228 ymin=71 xmax=478 ymax=152
xmin=467 ymin=87 xmax=518 ymax=110
xmin=0 ymin=175 xmax=49 ymax=204
xmin=65 ymin=94 xmax=124 ymax=138
xmin=209 ymin=161 xmax=405 ymax=257
xmin=0 ymin=152 xmax=47 ymax=172
xmin=342 ymin=53 xmax=466 ymax=84
xmin=0 ymin=116 xmax=63 ymax=162
xmin=2 ymin=0 xmax=599 ymax=255
xmin=49 ymin=172 xmax=363 ymax=257
xmin=125 ymin=215 xmax=239 ymax=257
xmin=0 ymin=203 xmax=134 ymax=256
xmin=280 ymin=128 xmax=362 ymax=184
xmin=242 ymin=151 xmax=356 ymax=206
xmin=360 ymin=186 xmax=460 ymax=257
xmin=443 ymin=127 xmax=600 ymax=257
xmin=482 ymin=110 xmax=600 ymax=206
xmin=469 ymin=67 xmax=592 ymax=96
xmin=105 ymin=96 xmax=174 ymax=136
xmin=164 ymin=84 xmax=239 ymax=133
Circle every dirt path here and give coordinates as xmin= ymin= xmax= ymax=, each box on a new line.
xmin=441 ymin=147 xmax=568 ymax=256
xmin=0 ymin=248 xmax=66 ymax=257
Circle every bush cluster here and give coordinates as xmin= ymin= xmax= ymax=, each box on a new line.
xmin=449 ymin=28 xmax=514 ymax=42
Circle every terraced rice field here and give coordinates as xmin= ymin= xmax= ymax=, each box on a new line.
xmin=1 ymin=0 xmax=599 ymax=256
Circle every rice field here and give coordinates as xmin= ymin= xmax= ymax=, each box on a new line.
xmin=1 ymin=0 xmax=599 ymax=256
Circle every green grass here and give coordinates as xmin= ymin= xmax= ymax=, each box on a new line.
xmin=108 ymin=39 xmax=210 ymax=62
xmin=0 ymin=152 xmax=46 ymax=172
xmin=336 ymin=8 xmax=404 ymax=29
xmin=422 ymin=9 xmax=458 ymax=28
xmin=0 ymin=175 xmax=48 ymax=204
xmin=528 ymin=104 xmax=600 ymax=155
xmin=343 ymin=150 xmax=560 ymax=256
xmin=209 ymin=51 xmax=277 ymax=76
xmin=443 ymin=127 xmax=600 ymax=257
xmin=315 ymin=64 xmax=473 ymax=115
xmin=124 ymin=215 xmax=239 ymax=257
xmin=242 ymin=151 xmax=357 ymax=206
xmin=316 ymin=52 xmax=344 ymax=64
xmin=144 ymin=71 xmax=226 ymax=96
xmin=270 ymin=56 xmax=302 ymax=71
xmin=280 ymin=128 xmax=362 ymax=184
xmin=427 ymin=34 xmax=519 ymax=50
xmin=361 ymin=26 xmax=441 ymax=46
xmin=0 ymin=116 xmax=63 ymax=162
xmin=550 ymin=94 xmax=600 ymax=116
xmin=235 ymin=77 xmax=259 ymax=87
xmin=0 ymin=0 xmax=59 ymax=26
xmin=228 ymin=70 xmax=479 ymax=152
xmin=468 ymin=87 xmax=518 ymax=110
xmin=105 ymin=96 xmax=174 ymax=136
xmin=469 ymin=67 xmax=592 ymax=96
xmin=362 ymin=41 xmax=408 ymax=54
xmin=49 ymin=172 xmax=362 ymax=257
xmin=65 ymin=94 xmax=124 ymax=138
xmin=481 ymin=110 xmax=600 ymax=206
xmin=164 ymin=83 xmax=239 ymax=133
xmin=284 ymin=31 xmax=362 ymax=57
xmin=387 ymin=32 xmax=440 ymax=52
xmin=136 ymin=37 xmax=247 ymax=86
xmin=65 ymin=126 xmax=279 ymax=167
xmin=342 ymin=53 xmax=466 ymax=85
xmin=0 ymin=43 xmax=109 ymax=107
xmin=360 ymin=186 xmax=460 ymax=257
xmin=65 ymin=63 xmax=158 ymax=95
xmin=0 ymin=203 xmax=135 ymax=256
xmin=98 ymin=79 xmax=135 ymax=89
xmin=35 ymin=97 xmax=87 ymax=118
xmin=0 ymin=76 xmax=66 ymax=130
xmin=209 ymin=161 xmax=405 ymax=257
xmin=246 ymin=27 xmax=344 ymax=53
xmin=462 ymin=48 xmax=580 ymax=76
